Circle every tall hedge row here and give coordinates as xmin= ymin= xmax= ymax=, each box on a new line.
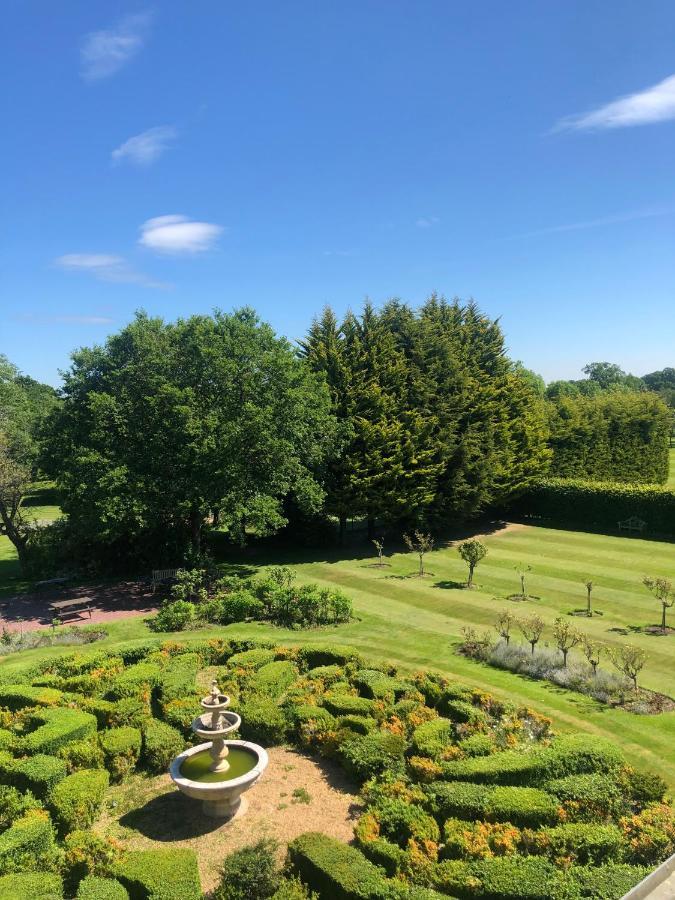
xmin=510 ymin=477 xmax=675 ymax=535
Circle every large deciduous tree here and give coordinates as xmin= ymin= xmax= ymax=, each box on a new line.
xmin=43 ymin=310 xmax=338 ymax=566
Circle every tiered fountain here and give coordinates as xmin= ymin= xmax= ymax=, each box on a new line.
xmin=169 ymin=680 xmax=268 ymax=818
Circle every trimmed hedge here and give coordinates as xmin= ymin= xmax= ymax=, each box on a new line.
xmin=524 ymin=822 xmax=623 ymax=865
xmin=21 ymin=708 xmax=97 ymax=756
xmin=0 ymin=685 xmax=63 ymax=711
xmin=48 ymin=769 xmax=109 ymax=833
xmin=0 ymin=812 xmax=58 ymax=875
xmin=76 ymin=877 xmax=129 ymax=900
xmin=238 ymin=696 xmax=288 ymax=745
xmin=469 ymin=855 xmax=562 ymax=900
xmin=430 ymin=783 xmax=559 ymax=827
xmin=0 ymin=753 xmax=68 ymax=798
xmin=227 ymin=648 xmax=276 ymax=671
xmin=297 ymin=646 xmax=362 ymax=669
xmin=157 ymin=653 xmax=200 ymax=706
xmin=107 ymin=662 xmax=162 ymax=700
xmin=543 ymin=774 xmax=625 ymax=821
xmin=568 ymin=863 xmax=650 ymax=899
xmin=80 ymin=699 xmax=116 ymax=729
xmin=512 ymin=477 xmax=675 ymax=536
xmin=287 ymin=831 xmax=394 ymax=899
xmin=141 ymin=719 xmax=185 ymax=773
xmin=113 ymin=848 xmax=201 ymax=900
xmin=251 ymin=661 xmax=299 ymax=699
xmin=323 ymin=693 xmax=377 ymax=717
xmin=412 ymin=718 xmax=453 ymax=759
xmin=340 ymin=731 xmax=407 ymax=782
xmin=100 ymin=727 xmax=141 ymax=782
xmin=0 ymin=872 xmax=63 ymax=899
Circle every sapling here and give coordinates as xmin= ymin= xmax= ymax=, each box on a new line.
xmin=643 ymin=576 xmax=673 ymax=633
xmin=518 ymin=614 xmax=545 ymax=655
xmin=403 ymin=531 xmax=434 ymax=577
xmin=495 ymin=610 xmax=515 ymax=645
xmin=457 ymin=539 xmax=487 ymax=588
xmin=552 ymin=617 xmax=580 ymax=667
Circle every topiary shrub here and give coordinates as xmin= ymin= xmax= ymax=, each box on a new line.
xmin=251 ymin=662 xmax=299 ymax=699
xmin=79 ymin=699 xmax=116 ymax=729
xmin=238 ymin=697 xmax=288 ymax=745
xmin=458 ymin=734 xmax=495 ymax=757
xmin=287 ymin=831 xmax=390 ymax=899
xmin=158 ymin=653 xmax=200 ymax=706
xmin=429 ymin=783 xmax=559 ymax=827
xmin=340 ymin=731 xmax=406 ymax=782
xmin=62 ymin=830 xmax=122 ymax=894
xmin=0 ymin=811 xmax=59 ymax=875
xmin=411 ymin=718 xmax=453 ymax=759
xmin=543 ymin=774 xmax=625 ymax=822
xmin=108 ymin=697 xmax=151 ymax=729
xmin=567 ymin=862 xmax=650 ymax=899
xmin=297 ymin=646 xmax=362 ymax=669
xmin=440 ymin=749 xmax=546 ymax=786
xmin=323 ymin=694 xmax=377 ymax=718
xmin=107 ymin=663 xmax=162 ymax=701
xmin=337 ymin=715 xmax=375 ymax=735
xmin=0 ymin=872 xmax=63 ymax=899
xmin=20 ymin=708 xmax=97 ymax=755
xmin=0 ymin=785 xmax=42 ymax=831
xmin=468 ymin=855 xmax=563 ymax=900
xmin=141 ymin=719 xmax=185 ymax=773
xmin=228 ymin=649 xmax=276 ymax=671
xmin=57 ymin=738 xmax=105 ymax=773
xmin=0 ymin=753 xmax=68 ymax=798
xmin=305 ymin=665 xmax=345 ymax=684
xmin=148 ymin=601 xmax=195 ymax=633
xmin=113 ymin=848 xmax=201 ymax=900
xmin=369 ymin=797 xmax=440 ymax=847
xmin=100 ymin=727 xmax=141 ymax=782
xmin=521 ymin=822 xmax=623 ymax=866
xmin=76 ymin=876 xmax=129 ymax=900
xmin=444 ymin=700 xmax=487 ymax=726
xmin=0 ymin=731 xmax=13 ymax=752
xmin=48 ymin=769 xmax=109 ymax=834
xmin=0 ymin=685 xmax=63 ymax=711
xmin=212 ymin=838 xmax=281 ymax=899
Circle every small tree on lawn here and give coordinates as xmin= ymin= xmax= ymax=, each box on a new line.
xmin=552 ymin=617 xmax=580 ymax=667
xmin=457 ymin=539 xmax=487 ymax=588
xmin=371 ymin=538 xmax=386 ymax=568
xmin=610 ymin=644 xmax=647 ymax=693
xmin=514 ymin=564 xmax=532 ymax=598
xmin=581 ymin=637 xmax=603 ymax=676
xmin=584 ymin=580 xmax=594 ymax=617
xmin=519 ymin=614 xmax=545 ymax=655
xmin=404 ymin=531 xmax=434 ymax=577
xmin=495 ymin=610 xmax=515 ymax=645
xmin=643 ymin=576 xmax=673 ymax=634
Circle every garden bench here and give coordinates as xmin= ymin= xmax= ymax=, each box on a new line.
xmin=617 ymin=516 xmax=646 ymax=534
xmin=151 ymin=568 xmax=179 ymax=593
xmin=49 ymin=596 xmax=93 ymax=621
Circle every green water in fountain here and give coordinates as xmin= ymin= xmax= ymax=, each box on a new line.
xmin=180 ymin=747 xmax=258 ymax=783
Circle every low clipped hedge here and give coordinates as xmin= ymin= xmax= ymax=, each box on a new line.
xmin=0 ymin=685 xmax=63 ymax=711
xmin=107 ymin=662 xmax=162 ymax=700
xmin=0 ymin=812 xmax=58 ymax=876
xmin=157 ymin=653 xmax=200 ymax=707
xmin=543 ymin=773 xmax=625 ymax=821
xmin=412 ymin=718 xmax=453 ymax=759
xmin=20 ymin=708 xmax=97 ymax=756
xmin=0 ymin=872 xmax=63 ymax=899
xmin=340 ymin=731 xmax=407 ymax=782
xmin=48 ymin=768 xmax=109 ymax=833
xmin=113 ymin=848 xmax=201 ymax=900
xmin=0 ymin=753 xmax=68 ymax=798
xmin=227 ymin=648 xmax=276 ymax=671
xmin=567 ymin=862 xmax=650 ymax=899
xmin=297 ymin=645 xmax=362 ymax=669
xmin=430 ymin=782 xmax=559 ymax=827
xmin=239 ymin=696 xmax=288 ymax=745
xmin=251 ymin=661 xmax=299 ymax=698
xmin=100 ymin=727 xmax=141 ymax=782
xmin=323 ymin=693 xmax=377 ymax=717
xmin=76 ymin=876 xmax=129 ymax=900
xmin=141 ymin=719 xmax=184 ymax=773
xmin=512 ymin=477 xmax=675 ymax=536
xmin=523 ymin=822 xmax=623 ymax=865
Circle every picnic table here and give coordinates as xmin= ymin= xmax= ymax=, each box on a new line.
xmin=617 ymin=516 xmax=647 ymax=535
xmin=49 ymin=596 xmax=93 ymax=621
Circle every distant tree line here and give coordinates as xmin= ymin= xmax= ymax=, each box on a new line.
xmin=0 ymin=300 xmax=671 ymax=572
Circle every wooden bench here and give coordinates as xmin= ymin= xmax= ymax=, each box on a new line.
xmin=618 ymin=516 xmax=646 ymax=535
xmin=49 ymin=596 xmax=93 ymax=622
xmin=151 ymin=568 xmax=179 ymax=594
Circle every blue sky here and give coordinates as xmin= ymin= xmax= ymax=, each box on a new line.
xmin=2 ymin=2 xmax=675 ymax=386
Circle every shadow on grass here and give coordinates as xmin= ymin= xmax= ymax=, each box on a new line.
xmin=385 ymin=573 xmax=436 ymax=581
xmin=119 ymin=789 xmax=222 ymax=840
xmin=434 ymin=580 xmax=467 ymax=590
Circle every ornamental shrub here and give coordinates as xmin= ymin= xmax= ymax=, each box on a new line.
xmin=323 ymin=693 xmax=377 ymax=717
xmin=0 ymin=685 xmax=63 ymax=711
xmin=411 ymin=718 xmax=453 ymax=759
xmin=100 ymin=727 xmax=141 ymax=782
xmin=217 ymin=591 xmax=265 ymax=625
xmin=305 ymin=665 xmax=345 ymax=684
xmin=567 ymin=863 xmax=650 ymax=899
xmin=48 ymin=769 xmax=109 ymax=834
xmin=141 ymin=719 xmax=185 ymax=773
xmin=0 ymin=872 xmax=63 ymax=899
xmin=442 ymin=818 xmax=521 ymax=860
xmin=107 ymin=662 xmax=162 ymax=700
xmin=543 ymin=774 xmax=625 ymax=822
xmin=620 ymin=803 xmax=675 ymax=865
xmin=1 ymin=754 xmax=68 ymax=798
xmin=340 ymin=731 xmax=407 ymax=782
xmin=370 ymin=798 xmax=440 ymax=847
xmin=0 ymin=785 xmax=41 ymax=831
xmin=212 ymin=838 xmax=280 ymax=899
xmin=522 ymin=822 xmax=623 ymax=865
xmin=458 ymin=734 xmax=495 ymax=757
xmin=468 ymin=854 xmax=563 ymax=900
xmin=228 ymin=648 xmax=276 ymax=671
xmin=337 ymin=715 xmax=375 ymax=735
xmin=621 ymin=768 xmax=668 ymax=807
xmin=238 ymin=697 xmax=288 ymax=745
xmin=113 ymin=848 xmax=201 ymax=900
xmin=297 ymin=646 xmax=362 ymax=669
xmin=0 ymin=811 xmax=59 ymax=875
xmin=287 ymin=832 xmax=389 ymax=899
xmin=109 ymin=697 xmax=151 ymax=729
xmin=62 ymin=831 xmax=122 ymax=891
xmin=76 ymin=876 xmax=129 ymax=900
xmin=251 ymin=661 xmax=299 ymax=699
xmin=21 ymin=708 xmax=97 ymax=755
xmin=148 ymin=601 xmax=195 ymax=633
xmin=57 ymin=738 xmax=105 ymax=773
xmin=428 ymin=783 xmax=559 ymax=827
xmin=79 ymin=699 xmax=116 ymax=729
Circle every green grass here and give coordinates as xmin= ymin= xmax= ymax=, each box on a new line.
xmin=1 ymin=522 xmax=674 ymax=785
xmin=0 ymin=482 xmax=63 ymax=597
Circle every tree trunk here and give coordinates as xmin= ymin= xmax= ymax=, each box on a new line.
xmin=0 ymin=507 xmax=29 ymax=575
xmin=468 ymin=564 xmax=474 ymax=588
xmin=189 ymin=507 xmax=202 ymax=555
xmin=562 ymin=649 xmax=568 ymax=667
xmin=505 ymin=634 xmax=510 ymax=646
xmin=212 ymin=508 xmax=220 ymax=527
xmin=530 ymin=641 xmax=536 ymax=655
xmin=662 ymin=603 xmax=667 ymax=633
xmin=338 ymin=515 xmax=347 ymax=546
xmin=587 ymin=589 xmax=592 ymax=616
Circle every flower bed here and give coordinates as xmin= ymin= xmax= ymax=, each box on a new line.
xmin=0 ymin=636 xmax=671 ymax=898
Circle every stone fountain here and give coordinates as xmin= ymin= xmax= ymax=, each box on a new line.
xmin=169 ymin=680 xmax=268 ymax=818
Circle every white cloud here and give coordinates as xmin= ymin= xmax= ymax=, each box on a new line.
xmin=112 ymin=126 xmax=177 ymax=166
xmin=556 ymin=74 xmax=675 ymax=131
xmin=81 ymin=13 xmax=152 ymax=81
xmin=416 ymin=216 xmax=440 ymax=228
xmin=139 ymin=215 xmax=223 ymax=254
xmin=55 ymin=253 xmax=169 ymax=289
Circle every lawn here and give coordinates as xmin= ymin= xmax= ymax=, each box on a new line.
xmin=1 ymin=521 xmax=675 ymax=785
xmin=0 ymin=482 xmax=63 ymax=598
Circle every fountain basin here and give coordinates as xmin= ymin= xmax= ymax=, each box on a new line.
xmin=169 ymin=739 xmax=268 ymax=818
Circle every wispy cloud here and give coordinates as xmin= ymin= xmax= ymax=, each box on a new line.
xmin=416 ymin=216 xmax=440 ymax=229
xmin=54 ymin=253 xmax=169 ymax=289
xmin=505 ymin=207 xmax=673 ymax=240
xmin=139 ymin=215 xmax=223 ymax=254
xmin=112 ymin=126 xmax=177 ymax=166
xmin=81 ymin=12 xmax=152 ymax=81
xmin=555 ymin=74 xmax=675 ymax=131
